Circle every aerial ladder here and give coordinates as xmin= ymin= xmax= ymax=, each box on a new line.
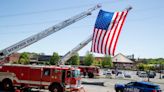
xmin=59 ymin=35 xmax=92 ymax=65
xmin=0 ymin=4 xmax=101 ymax=62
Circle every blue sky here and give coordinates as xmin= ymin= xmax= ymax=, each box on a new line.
xmin=0 ymin=0 xmax=164 ymax=58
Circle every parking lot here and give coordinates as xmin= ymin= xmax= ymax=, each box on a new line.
xmin=82 ymin=70 xmax=164 ymax=92
xmin=83 ymin=78 xmax=164 ymax=92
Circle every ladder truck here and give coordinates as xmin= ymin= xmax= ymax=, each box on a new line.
xmin=0 ymin=5 xmax=101 ymax=92
xmin=0 ymin=4 xmax=101 ymax=62
xmin=0 ymin=34 xmax=94 ymax=92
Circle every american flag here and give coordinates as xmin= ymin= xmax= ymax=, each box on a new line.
xmin=91 ymin=9 xmax=128 ymax=55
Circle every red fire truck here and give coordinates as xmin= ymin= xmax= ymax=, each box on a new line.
xmin=0 ymin=64 xmax=82 ymax=92
xmin=77 ymin=66 xmax=100 ymax=78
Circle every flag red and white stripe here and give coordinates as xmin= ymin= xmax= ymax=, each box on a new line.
xmin=91 ymin=10 xmax=128 ymax=55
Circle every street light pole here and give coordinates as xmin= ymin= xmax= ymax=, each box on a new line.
xmin=115 ymin=59 xmax=118 ymax=78
xmin=148 ymin=69 xmax=150 ymax=82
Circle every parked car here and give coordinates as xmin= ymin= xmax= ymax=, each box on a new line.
xmin=159 ymin=70 xmax=164 ymax=74
xmin=112 ymin=69 xmax=116 ymax=74
xmin=116 ymin=71 xmax=124 ymax=78
xmin=147 ymin=71 xmax=156 ymax=78
xmin=124 ymin=72 xmax=132 ymax=78
xmin=103 ymin=69 xmax=111 ymax=75
xmin=136 ymin=71 xmax=141 ymax=75
xmin=115 ymin=81 xmax=162 ymax=92
xmin=105 ymin=71 xmax=112 ymax=78
xmin=103 ymin=69 xmax=107 ymax=75
xmin=138 ymin=71 xmax=147 ymax=78
xmin=162 ymin=75 xmax=164 ymax=79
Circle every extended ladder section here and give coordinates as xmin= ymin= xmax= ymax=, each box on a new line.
xmin=59 ymin=35 xmax=92 ymax=65
xmin=0 ymin=4 xmax=101 ymax=60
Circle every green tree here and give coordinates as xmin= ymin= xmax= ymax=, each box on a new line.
xmin=92 ymin=59 xmax=98 ymax=66
xmin=98 ymin=60 xmax=102 ymax=67
xmin=18 ymin=52 xmax=30 ymax=64
xmin=44 ymin=61 xmax=50 ymax=65
xmin=144 ymin=64 xmax=150 ymax=71
xmin=92 ymin=59 xmax=102 ymax=67
xmin=66 ymin=53 xmax=80 ymax=65
xmin=83 ymin=52 xmax=94 ymax=66
xmin=137 ymin=63 xmax=145 ymax=71
xmin=158 ymin=58 xmax=164 ymax=65
xmin=102 ymin=55 xmax=113 ymax=68
xmin=50 ymin=52 xmax=60 ymax=65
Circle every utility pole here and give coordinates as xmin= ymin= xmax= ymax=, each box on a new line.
xmin=159 ymin=63 xmax=162 ymax=79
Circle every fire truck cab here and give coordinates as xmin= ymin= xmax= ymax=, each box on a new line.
xmin=0 ymin=64 xmax=82 ymax=92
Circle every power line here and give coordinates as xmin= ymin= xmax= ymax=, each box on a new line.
xmin=0 ymin=0 xmax=118 ymax=18
xmin=1 ymin=1 xmax=164 ymax=33
xmin=0 ymin=19 xmax=59 ymax=27
xmin=0 ymin=6 xmax=84 ymax=18
xmin=0 ymin=0 xmax=163 ymax=18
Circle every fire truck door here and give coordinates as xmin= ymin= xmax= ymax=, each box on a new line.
xmin=20 ymin=67 xmax=30 ymax=83
xmin=61 ymin=70 xmax=66 ymax=85
xmin=29 ymin=68 xmax=42 ymax=86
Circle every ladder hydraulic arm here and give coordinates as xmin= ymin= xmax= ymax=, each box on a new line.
xmin=0 ymin=4 xmax=101 ymax=60
xmin=59 ymin=35 xmax=92 ymax=65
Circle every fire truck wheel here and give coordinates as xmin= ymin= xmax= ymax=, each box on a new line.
xmin=88 ymin=72 xmax=94 ymax=78
xmin=2 ymin=79 xmax=14 ymax=91
xmin=49 ymin=83 xmax=63 ymax=92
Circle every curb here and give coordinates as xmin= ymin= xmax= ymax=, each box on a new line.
xmin=82 ymin=81 xmax=104 ymax=86
xmin=95 ymin=76 xmax=164 ymax=84
xmin=120 ymin=78 xmax=164 ymax=84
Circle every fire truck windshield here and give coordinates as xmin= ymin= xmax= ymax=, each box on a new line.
xmin=72 ymin=69 xmax=80 ymax=78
